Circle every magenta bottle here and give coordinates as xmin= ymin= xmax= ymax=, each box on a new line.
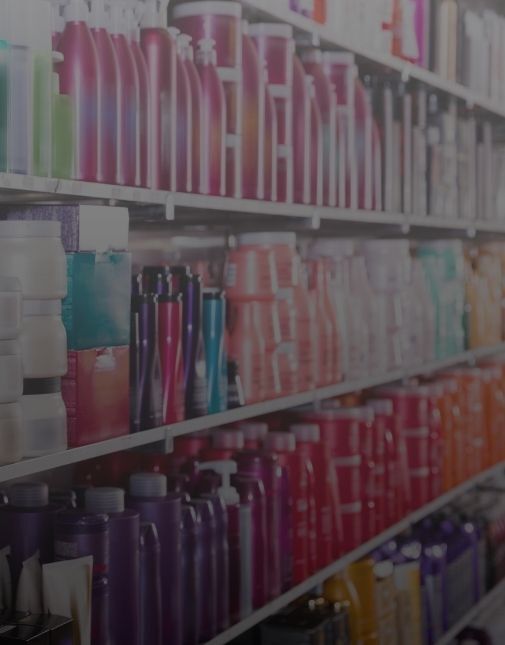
xmin=195 ymin=38 xmax=226 ymax=196
xmin=302 ymin=48 xmax=337 ymax=206
xmin=242 ymin=21 xmax=264 ymax=200
xmin=56 ymin=0 xmax=99 ymax=182
xmin=140 ymin=3 xmax=177 ymax=190
xmin=110 ymin=4 xmax=139 ymax=186
xmin=233 ymin=475 xmax=268 ymax=610
xmin=179 ymin=34 xmax=204 ymax=194
xmin=89 ymin=0 xmax=119 ymax=185
xmin=166 ymin=28 xmax=192 ymax=193
xmin=139 ymin=523 xmax=162 ymax=645
xmin=128 ymin=4 xmax=150 ymax=188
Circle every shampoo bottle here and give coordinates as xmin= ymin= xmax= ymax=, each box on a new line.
xmin=138 ymin=523 xmax=162 ymax=645
xmin=195 ymin=38 xmax=226 ymax=196
xmin=56 ymin=0 xmax=99 ymax=181
xmin=89 ymin=0 xmax=118 ymax=184
xmin=85 ymin=487 xmax=140 ymax=645
xmin=128 ymin=473 xmax=182 ymax=645
xmin=140 ymin=0 xmax=176 ymax=190
xmin=110 ymin=0 xmax=139 ymax=186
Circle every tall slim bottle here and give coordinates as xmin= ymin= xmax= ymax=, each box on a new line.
xmin=89 ymin=0 xmax=119 ymax=184
xmin=110 ymin=2 xmax=139 ymax=186
xmin=140 ymin=0 xmax=176 ymax=190
xmin=196 ymin=38 xmax=226 ymax=196
xmin=56 ymin=0 xmax=99 ymax=182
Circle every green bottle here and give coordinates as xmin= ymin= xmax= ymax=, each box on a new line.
xmin=52 ymin=73 xmax=74 ymax=179
xmin=33 ymin=52 xmax=53 ymax=177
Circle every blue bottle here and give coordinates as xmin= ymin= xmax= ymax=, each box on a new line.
xmin=202 ymin=289 xmax=227 ymax=414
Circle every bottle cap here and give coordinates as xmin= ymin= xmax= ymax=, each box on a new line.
xmin=264 ymin=432 xmax=296 ymax=453
xmin=196 ymin=37 xmax=217 ymax=66
xmin=9 ymin=482 xmax=49 ymax=508
xmin=213 ymin=429 xmax=244 ymax=451
xmin=130 ymin=473 xmax=167 ymax=498
xmin=238 ymin=422 xmax=268 ymax=442
xmin=85 ymin=487 xmax=125 ymax=514
xmin=198 ymin=460 xmax=239 ymax=505
xmin=289 ymin=423 xmax=320 ymax=443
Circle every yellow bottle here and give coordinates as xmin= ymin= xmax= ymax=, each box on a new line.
xmin=324 ymin=572 xmax=364 ymax=644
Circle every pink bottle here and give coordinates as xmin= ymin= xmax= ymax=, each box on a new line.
xmin=167 ymin=28 xmax=192 ymax=193
xmin=128 ymin=2 xmax=151 ymax=188
xmin=140 ymin=0 xmax=177 ymax=190
xmin=264 ymin=71 xmax=278 ymax=202
xmin=302 ymin=48 xmax=337 ymax=207
xmin=242 ymin=21 xmax=264 ymax=200
xmin=89 ymin=0 xmax=119 ymax=185
xmin=249 ymin=23 xmax=294 ymax=204
xmin=179 ymin=34 xmax=204 ymax=194
xmin=110 ymin=3 xmax=139 ymax=186
xmin=195 ymin=38 xmax=226 ymax=196
xmin=56 ymin=0 xmax=99 ymax=182
xmin=308 ymin=76 xmax=323 ymax=206
xmin=292 ymin=55 xmax=311 ymax=205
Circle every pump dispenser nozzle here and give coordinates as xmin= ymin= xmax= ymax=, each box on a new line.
xmin=140 ymin=0 xmax=169 ymax=29
xmin=63 ymin=0 xmax=90 ymax=22
xmin=198 ymin=460 xmax=239 ymax=505
xmin=196 ymin=37 xmax=217 ymax=66
xmin=177 ymin=32 xmax=193 ymax=61
xmin=89 ymin=0 xmax=109 ymax=29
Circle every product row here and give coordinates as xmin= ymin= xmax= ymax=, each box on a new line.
xmin=239 ymin=482 xmax=505 ymax=645
xmin=0 ymin=0 xmax=503 ymax=223
xmin=5 ymin=362 xmax=503 ymax=645
xmin=1 ymin=204 xmax=505 ymax=462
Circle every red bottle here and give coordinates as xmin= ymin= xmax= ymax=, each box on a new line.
xmin=290 ymin=423 xmax=337 ymax=570
xmin=179 ymin=34 xmax=204 ymax=194
xmin=264 ymin=432 xmax=311 ymax=585
xmin=158 ymin=295 xmax=185 ymax=425
xmin=168 ymin=28 xmax=192 ymax=193
xmin=128 ymin=4 xmax=150 ymax=188
xmin=196 ymin=38 xmax=226 ymax=196
xmin=140 ymin=4 xmax=177 ymax=190
xmin=56 ymin=0 xmax=99 ymax=182
xmin=110 ymin=4 xmax=139 ymax=186
xmin=89 ymin=0 xmax=118 ymax=184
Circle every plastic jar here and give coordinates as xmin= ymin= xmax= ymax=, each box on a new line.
xmin=0 ymin=221 xmax=67 ymax=299
xmin=0 ymin=340 xmax=23 ymax=404
xmin=20 ymin=300 xmax=68 ymax=378
xmin=21 ymin=378 xmax=68 ymax=458
xmin=0 ymin=277 xmax=22 ymax=340
xmin=0 ymin=402 xmax=23 ymax=465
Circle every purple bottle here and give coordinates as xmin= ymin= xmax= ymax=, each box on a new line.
xmin=130 ymin=294 xmax=163 ymax=432
xmin=0 ymin=482 xmax=59 ymax=596
xmin=49 ymin=489 xmax=77 ymax=509
xmin=188 ymin=498 xmax=217 ymax=642
xmin=86 ymin=487 xmax=140 ymax=645
xmin=128 ymin=473 xmax=182 ymax=645
xmin=110 ymin=3 xmax=139 ymax=186
xmin=92 ymin=576 xmax=110 ymax=645
xmin=181 ymin=505 xmax=202 ymax=645
xmin=56 ymin=0 xmax=99 ymax=182
xmin=232 ymin=475 xmax=268 ymax=610
xmin=89 ymin=0 xmax=119 ymax=184
xmin=139 ymin=523 xmax=162 ymax=645
xmin=236 ymin=451 xmax=282 ymax=598
xmin=54 ymin=510 xmax=109 ymax=578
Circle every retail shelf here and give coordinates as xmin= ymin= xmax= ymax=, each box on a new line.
xmin=240 ymin=0 xmax=505 ymax=120
xmin=0 ymin=343 xmax=504 ymax=484
xmin=0 ymin=173 xmax=174 ymax=218
xmin=203 ymin=461 xmax=505 ymax=645
xmin=435 ymin=577 xmax=505 ymax=645
xmin=172 ymin=192 xmax=505 ymax=237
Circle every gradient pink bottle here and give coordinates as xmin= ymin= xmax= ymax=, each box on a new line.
xmin=264 ymin=70 xmax=278 ymax=202
xmin=128 ymin=2 xmax=150 ymax=187
xmin=56 ymin=0 xmax=99 ymax=182
xmin=167 ymin=28 xmax=192 ymax=193
xmin=195 ymin=38 xmax=226 ymax=196
xmin=110 ymin=3 xmax=139 ymax=186
xmin=242 ymin=21 xmax=264 ymax=200
xmin=89 ymin=0 xmax=118 ymax=185
xmin=140 ymin=0 xmax=177 ymax=190
xmin=179 ymin=34 xmax=203 ymax=194
xmin=308 ymin=75 xmax=323 ymax=206
xmin=302 ymin=48 xmax=337 ymax=206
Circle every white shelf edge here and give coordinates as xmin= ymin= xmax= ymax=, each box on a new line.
xmin=1 ymin=343 xmax=504 ymax=484
xmin=173 ymin=193 xmax=505 ymax=235
xmin=240 ymin=0 xmax=505 ymax=120
xmin=203 ymin=460 xmax=505 ymax=645
xmin=434 ymin=577 xmax=505 ymax=645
